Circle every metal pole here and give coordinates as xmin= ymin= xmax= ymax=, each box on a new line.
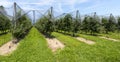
xmin=14 ymin=2 xmax=17 ymax=28
xmin=76 ymin=10 xmax=79 ymax=21
xmin=11 ymin=2 xmax=17 ymax=39
xmin=50 ymin=7 xmax=53 ymax=21
xmin=94 ymin=12 xmax=96 ymax=18
xmin=33 ymin=10 xmax=35 ymax=24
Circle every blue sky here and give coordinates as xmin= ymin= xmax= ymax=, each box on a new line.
xmin=0 ymin=0 xmax=120 ymax=16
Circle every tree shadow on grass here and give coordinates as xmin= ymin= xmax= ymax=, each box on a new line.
xmin=57 ymin=31 xmax=79 ymax=37
xmin=85 ymin=33 xmax=100 ymax=36
xmin=0 ymin=32 xmax=8 ymax=36
xmin=14 ymin=27 xmax=32 ymax=44
xmin=42 ymin=33 xmax=55 ymax=39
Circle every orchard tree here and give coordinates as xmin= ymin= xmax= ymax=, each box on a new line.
xmin=0 ymin=14 xmax=11 ymax=33
xmin=82 ymin=15 xmax=100 ymax=35
xmin=0 ymin=6 xmax=11 ymax=34
xmin=35 ymin=17 xmax=48 ymax=33
xmin=82 ymin=16 xmax=90 ymax=33
xmin=63 ymin=14 xmax=73 ymax=33
xmin=90 ymin=13 xmax=101 ymax=34
xmin=107 ymin=14 xmax=117 ymax=32
xmin=101 ymin=14 xmax=117 ymax=33
xmin=54 ymin=18 xmax=64 ymax=32
xmin=45 ymin=20 xmax=54 ymax=35
xmin=117 ymin=17 xmax=120 ymax=32
xmin=35 ymin=16 xmax=54 ymax=36
xmin=88 ymin=17 xmax=100 ymax=35
xmin=13 ymin=11 xmax=32 ymax=39
xmin=101 ymin=17 xmax=109 ymax=33
xmin=72 ymin=18 xmax=81 ymax=36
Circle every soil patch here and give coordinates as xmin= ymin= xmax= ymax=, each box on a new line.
xmin=75 ymin=37 xmax=95 ymax=45
xmin=46 ymin=38 xmax=65 ymax=52
xmin=100 ymin=37 xmax=119 ymax=42
xmin=0 ymin=39 xmax=19 ymax=56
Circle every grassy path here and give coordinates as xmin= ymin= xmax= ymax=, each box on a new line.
xmin=78 ymin=34 xmax=120 ymax=62
xmin=0 ymin=29 xmax=120 ymax=62
xmin=52 ymin=32 xmax=120 ymax=62
xmin=0 ymin=33 xmax=11 ymax=47
xmin=0 ymin=28 xmax=55 ymax=62
xmin=99 ymin=33 xmax=120 ymax=40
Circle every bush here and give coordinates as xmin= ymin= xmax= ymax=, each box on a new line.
xmin=13 ymin=15 xmax=32 ymax=39
xmin=0 ymin=14 xmax=11 ymax=34
xmin=35 ymin=16 xmax=54 ymax=36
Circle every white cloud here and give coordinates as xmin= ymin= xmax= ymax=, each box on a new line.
xmin=84 ymin=4 xmax=100 ymax=10
xmin=0 ymin=0 xmax=12 ymax=7
xmin=83 ymin=0 xmax=102 ymax=11
xmin=18 ymin=0 xmax=89 ymax=9
xmin=77 ymin=0 xmax=89 ymax=3
xmin=55 ymin=0 xmax=88 ymax=5
xmin=58 ymin=0 xmax=89 ymax=12
xmin=0 ymin=0 xmax=90 ymax=15
xmin=18 ymin=0 xmax=55 ymax=6
xmin=54 ymin=3 xmax=63 ymax=13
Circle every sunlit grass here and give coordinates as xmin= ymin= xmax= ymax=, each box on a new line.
xmin=0 ymin=27 xmax=55 ymax=62
xmin=99 ymin=32 xmax=120 ymax=40
xmin=0 ymin=33 xmax=12 ymax=46
xmin=0 ymin=29 xmax=120 ymax=62
xmin=52 ymin=32 xmax=120 ymax=62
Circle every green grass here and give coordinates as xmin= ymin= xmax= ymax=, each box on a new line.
xmin=0 ymin=33 xmax=12 ymax=46
xmin=99 ymin=32 xmax=120 ymax=40
xmin=0 ymin=28 xmax=55 ymax=62
xmin=52 ymin=32 xmax=120 ymax=62
xmin=0 ymin=29 xmax=120 ymax=62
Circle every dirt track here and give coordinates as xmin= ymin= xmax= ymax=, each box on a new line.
xmin=46 ymin=38 xmax=64 ymax=52
xmin=0 ymin=39 xmax=19 ymax=56
xmin=100 ymin=37 xmax=119 ymax=42
xmin=75 ymin=37 xmax=95 ymax=45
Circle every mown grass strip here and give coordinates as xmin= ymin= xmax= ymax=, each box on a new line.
xmin=52 ymin=32 xmax=120 ymax=62
xmin=0 ymin=28 xmax=55 ymax=62
xmin=99 ymin=33 xmax=120 ymax=40
xmin=0 ymin=33 xmax=11 ymax=47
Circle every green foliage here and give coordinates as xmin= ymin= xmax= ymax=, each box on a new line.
xmin=101 ymin=17 xmax=109 ymax=33
xmin=0 ymin=13 xmax=11 ymax=34
xmin=52 ymin=32 xmax=120 ymax=62
xmin=71 ymin=18 xmax=81 ymax=36
xmin=0 ymin=33 xmax=11 ymax=46
xmin=81 ymin=16 xmax=89 ymax=33
xmin=35 ymin=16 xmax=54 ymax=35
xmin=54 ymin=18 xmax=64 ymax=31
xmin=117 ymin=17 xmax=120 ymax=31
xmin=54 ymin=14 xmax=73 ymax=34
xmin=82 ymin=15 xmax=100 ymax=35
xmin=107 ymin=14 xmax=117 ymax=32
xmin=54 ymin=14 xmax=81 ymax=36
xmin=62 ymin=14 xmax=73 ymax=32
xmin=101 ymin=14 xmax=118 ymax=34
xmin=0 ymin=28 xmax=55 ymax=62
xmin=13 ymin=14 xmax=32 ymax=39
